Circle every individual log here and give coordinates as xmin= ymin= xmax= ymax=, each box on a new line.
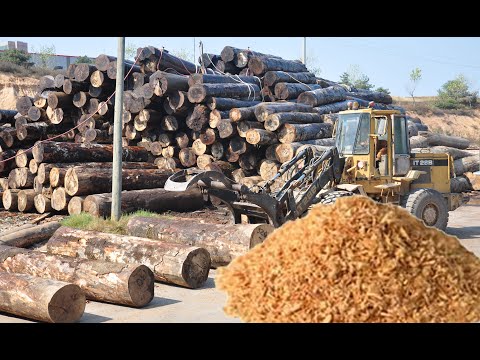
xmin=418 ymin=132 xmax=470 ymax=149
xmin=274 ymin=82 xmax=322 ymax=100
xmin=208 ymin=109 xmax=229 ymax=129
xmin=74 ymin=63 xmax=96 ymax=82
xmin=72 ymin=91 xmax=90 ymax=108
xmin=216 ymin=60 xmax=240 ymax=75
xmin=37 ymin=75 xmax=55 ymax=92
xmin=188 ymin=73 xmax=260 ymax=87
xmin=16 ymin=96 xmax=33 ymax=116
xmin=27 ymin=106 xmax=48 ymax=122
xmin=83 ymin=187 xmax=204 ymax=217
xmin=312 ymin=100 xmax=351 ymax=115
xmin=196 ymin=154 xmax=214 ymax=169
xmin=199 ymin=53 xmax=221 ymax=68
xmin=95 ymin=54 xmax=116 ymax=71
xmin=161 ymin=115 xmax=178 ymax=132
xmin=138 ymin=46 xmax=197 ymax=75
xmin=231 ymin=168 xmax=254 ymax=183
xmin=178 ymin=148 xmax=197 ymax=168
xmin=248 ymin=56 xmax=308 ymax=76
xmin=54 ymin=74 xmax=65 ymax=89
xmin=206 ymin=97 xmax=261 ymax=111
xmin=0 ymin=245 xmax=153 ymax=308
xmin=258 ymin=159 xmax=281 ymax=181
xmin=192 ymin=139 xmax=208 ymax=156
xmin=229 ymin=137 xmax=247 ymax=155
xmin=235 ymin=49 xmax=282 ymax=68
xmin=0 ymin=221 xmax=61 ymax=247
xmin=32 ymin=141 xmax=150 ymax=163
xmin=8 ymin=168 xmax=35 ymax=189
xmin=33 ymin=95 xmax=48 ymax=109
xmin=47 ymin=92 xmax=73 ymax=109
xmin=15 ymin=149 xmax=32 ymax=168
xmin=158 ymin=72 xmax=189 ymax=94
xmin=217 ymin=119 xmax=238 ymax=139
xmin=465 ymin=172 xmax=480 ymax=191
xmin=175 ymin=132 xmax=190 ymax=149
xmin=264 ymin=112 xmax=323 ymax=131
xmin=84 ymin=129 xmax=112 ymax=144
xmin=186 ymin=105 xmax=210 ymax=131
xmin=154 ymin=157 xmax=179 ymax=171
xmin=62 ymin=79 xmax=90 ymax=95
xmin=450 ymin=176 xmax=473 ymax=193
xmin=199 ymin=128 xmax=217 ymax=145
xmin=161 ymin=146 xmax=179 ymax=158
xmin=297 ymin=85 xmax=348 ymax=106
xmin=0 ymin=272 xmax=85 ymax=323
xmin=229 ymin=106 xmax=259 ymax=122
xmin=220 ymin=46 xmax=244 ymax=63
xmin=264 ymin=71 xmax=317 ymax=87
xmin=347 ymin=90 xmax=393 ymax=104
xmin=67 ymin=196 xmax=85 ymax=215
xmin=277 ymin=123 xmax=332 ymax=144
xmin=454 ymin=156 xmax=479 ymax=175
xmin=168 ymin=90 xmax=192 ymax=113
xmin=64 ymin=168 xmax=172 ymax=196
xmin=409 ymin=136 xmax=429 ymax=149
xmin=188 ymin=83 xmax=261 ymax=103
xmin=211 ymin=141 xmax=225 ymax=160
xmin=0 ymin=224 xmax=35 ymax=237
xmin=225 ymin=147 xmax=240 ymax=163
xmin=2 ymin=189 xmax=19 ymax=210
xmin=0 ymin=128 xmax=15 ymax=148
xmin=34 ymin=194 xmax=52 ymax=214
xmin=89 ymin=70 xmax=111 ymax=88
xmin=29 ymin=159 xmax=38 ymax=174
xmin=254 ymin=102 xmax=314 ymax=122
xmin=51 ymin=187 xmax=71 ymax=211
xmin=47 ymin=226 xmax=210 ymax=288
xmin=127 ymin=217 xmax=274 ymax=267
xmin=275 ymin=139 xmax=335 ymax=162
xmin=246 ymin=128 xmax=278 ymax=145
xmin=17 ymin=189 xmax=36 ymax=212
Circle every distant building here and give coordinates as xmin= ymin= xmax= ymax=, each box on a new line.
xmin=0 ymin=40 xmax=94 ymax=70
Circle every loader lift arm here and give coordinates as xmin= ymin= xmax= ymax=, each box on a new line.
xmin=164 ymin=146 xmax=344 ymax=227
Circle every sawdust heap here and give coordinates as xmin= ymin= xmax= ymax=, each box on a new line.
xmin=216 ymin=196 xmax=480 ymax=322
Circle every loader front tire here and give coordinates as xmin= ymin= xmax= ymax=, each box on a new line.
xmin=400 ymin=188 xmax=449 ymax=231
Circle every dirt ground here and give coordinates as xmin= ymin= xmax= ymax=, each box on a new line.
xmin=1 ymin=192 xmax=480 ymax=323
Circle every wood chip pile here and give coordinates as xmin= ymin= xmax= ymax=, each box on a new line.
xmin=216 ymin=196 xmax=480 ymax=322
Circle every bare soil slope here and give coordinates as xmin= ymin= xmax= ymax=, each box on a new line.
xmin=0 ymin=73 xmax=38 ymax=110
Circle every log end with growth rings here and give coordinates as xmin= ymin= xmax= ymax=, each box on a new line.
xmin=182 ymin=248 xmax=211 ymax=289
xmin=47 ymin=283 xmax=86 ymax=323
xmin=128 ymin=265 xmax=155 ymax=307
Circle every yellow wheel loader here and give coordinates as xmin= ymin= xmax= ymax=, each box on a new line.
xmin=165 ymin=106 xmax=468 ymax=230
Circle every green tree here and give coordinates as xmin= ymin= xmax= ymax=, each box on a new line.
xmin=125 ymin=42 xmax=138 ymax=60
xmin=406 ymin=67 xmax=422 ymax=107
xmin=75 ymin=55 xmax=92 ymax=64
xmin=37 ymin=45 xmax=56 ymax=68
xmin=0 ymin=49 xmax=30 ymax=66
xmin=339 ymin=65 xmax=374 ymax=90
xmin=435 ymin=74 xmax=478 ymax=109
xmin=375 ymin=86 xmax=390 ymax=94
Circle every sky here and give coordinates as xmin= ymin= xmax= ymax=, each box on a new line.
xmin=2 ymin=37 xmax=480 ymax=97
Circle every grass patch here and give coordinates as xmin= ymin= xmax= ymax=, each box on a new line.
xmin=61 ymin=209 xmax=161 ymax=235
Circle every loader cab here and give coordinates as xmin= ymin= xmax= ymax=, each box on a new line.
xmin=335 ymin=108 xmax=410 ymax=184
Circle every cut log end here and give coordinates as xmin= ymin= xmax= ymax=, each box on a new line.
xmin=128 ymin=265 xmax=155 ymax=307
xmin=47 ymin=283 xmax=86 ymax=323
xmin=182 ymin=248 xmax=211 ymax=288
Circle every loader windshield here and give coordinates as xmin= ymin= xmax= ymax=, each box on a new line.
xmin=336 ymin=113 xmax=370 ymax=156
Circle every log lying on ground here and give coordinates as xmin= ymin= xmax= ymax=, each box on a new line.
xmin=32 ymin=141 xmax=150 ymax=163
xmin=454 ymin=156 xmax=480 ymax=175
xmin=64 ymin=168 xmax=172 ymax=196
xmin=248 ymin=56 xmax=308 ymax=75
xmin=418 ymin=132 xmax=470 ymax=149
xmin=127 ymin=217 xmax=274 ymax=267
xmin=297 ymin=86 xmax=347 ymax=106
xmin=264 ymin=112 xmax=323 ymax=131
xmin=254 ymin=102 xmax=314 ymax=122
xmin=206 ymin=97 xmax=261 ymax=111
xmin=188 ymin=83 xmax=261 ymax=103
xmin=274 ymin=139 xmax=336 ymax=162
xmin=47 ymin=227 xmax=211 ymax=289
xmin=264 ymin=71 xmax=317 ymax=87
xmin=411 ymin=146 xmax=476 ymax=160
xmin=278 ymin=123 xmax=333 ymax=144
xmin=83 ymin=188 xmax=204 ymax=217
xmin=450 ymin=176 xmax=473 ymax=193
xmin=0 ymin=245 xmax=154 ymax=308
xmin=274 ymin=83 xmax=322 ymax=100
xmin=0 ymin=272 xmax=85 ymax=323
xmin=0 ymin=221 xmax=61 ymax=247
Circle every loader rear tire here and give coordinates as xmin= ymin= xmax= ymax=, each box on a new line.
xmin=317 ymin=190 xmax=354 ymax=205
xmin=400 ymin=188 xmax=449 ymax=231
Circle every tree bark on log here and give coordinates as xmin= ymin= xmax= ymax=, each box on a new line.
xmin=297 ymin=85 xmax=348 ymax=107
xmin=47 ymin=226 xmax=211 ymax=288
xmin=278 ymin=123 xmax=333 ymax=144
xmin=254 ymin=102 xmax=314 ymax=122
xmin=63 ymin=79 xmax=90 ymax=95
xmin=347 ymin=90 xmax=393 ymax=104
xmin=126 ymin=217 xmax=274 ymax=268
xmin=418 ymin=132 xmax=470 ymax=149
xmin=229 ymin=137 xmax=248 ymax=155
xmin=188 ymin=83 xmax=261 ymax=103
xmin=248 ymin=56 xmax=308 ymax=76
xmin=63 ymin=168 xmax=172 ymax=196
xmin=0 ymin=221 xmax=61 ymax=247
xmin=409 ymin=136 xmax=429 ymax=148
xmin=411 ymin=146 xmax=476 ymax=160
xmin=138 ymin=46 xmax=197 ymax=75
xmin=0 ymin=245 xmax=154 ymax=308
xmin=32 ymin=141 xmax=150 ymax=163
xmin=275 ymin=140 xmax=335 ymax=162
xmin=264 ymin=112 xmax=323 ymax=131
xmin=16 ymin=96 xmax=33 ymax=116
xmin=47 ymin=92 xmax=73 ymax=109
xmin=235 ymin=49 xmax=281 ymax=68
xmin=246 ymin=128 xmax=278 ymax=145
xmin=206 ymin=97 xmax=260 ymax=111
xmin=186 ymin=105 xmax=210 ymax=131
xmin=450 ymin=176 xmax=473 ymax=193
xmin=274 ymin=82 xmax=322 ymax=100
xmin=237 ymin=120 xmax=263 ymax=138
xmin=229 ymin=106 xmax=258 ymax=122
xmin=95 ymin=54 xmax=116 ymax=72
xmin=264 ymin=71 xmax=317 ymax=87
xmin=188 ymin=73 xmax=260 ymax=87
xmin=34 ymin=194 xmax=52 ymax=214
xmin=0 ymin=272 xmax=85 ymax=323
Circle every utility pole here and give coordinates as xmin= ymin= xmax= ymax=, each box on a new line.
xmin=111 ymin=37 xmax=125 ymax=221
xmin=302 ymin=37 xmax=307 ymax=66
